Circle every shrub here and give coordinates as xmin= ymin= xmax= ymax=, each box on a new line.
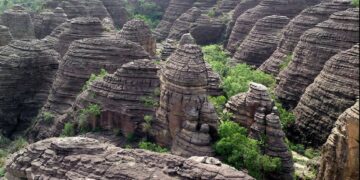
xmin=275 ymin=101 xmax=296 ymax=129
xmin=61 ymin=123 xmax=75 ymax=137
xmin=304 ymin=148 xmax=320 ymax=159
xmin=0 ymin=135 xmax=10 ymax=148
xmin=126 ymin=132 xmax=136 ymax=143
xmin=0 ymin=136 xmax=29 ymax=177
xmin=126 ymin=0 xmax=163 ymax=29
xmin=142 ymin=115 xmax=153 ymax=133
xmin=140 ymin=96 xmax=158 ymax=108
xmin=352 ymin=0 xmax=359 ymax=7
xmin=215 ymin=121 xmax=281 ymax=179
xmin=8 ymin=137 xmax=28 ymax=154
xmin=208 ymin=95 xmax=227 ymax=115
xmin=41 ymin=111 xmax=55 ymax=125
xmin=77 ymin=104 xmax=102 ymax=133
xmin=207 ymin=8 xmax=216 ymax=18
xmin=138 ymin=141 xmax=168 ymax=153
xmin=0 ymin=167 xmax=4 ymax=177
xmin=279 ymin=53 xmax=293 ymax=71
xmin=82 ymin=69 xmax=108 ymax=91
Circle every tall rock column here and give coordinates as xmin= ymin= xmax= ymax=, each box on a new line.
xmin=154 ymin=44 xmax=219 ymax=157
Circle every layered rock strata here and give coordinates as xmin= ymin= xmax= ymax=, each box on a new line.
xmin=117 ymin=20 xmax=157 ymax=56
xmin=275 ymin=8 xmax=359 ymax=109
xmin=231 ymin=15 xmax=290 ymax=67
xmin=226 ymin=0 xmax=320 ymax=54
xmin=5 ymin=137 xmax=254 ymax=179
xmin=99 ymin=0 xmax=129 ymax=27
xmin=168 ymin=7 xmax=202 ymax=40
xmin=259 ymin=1 xmax=352 ymax=75
xmin=290 ymin=44 xmax=359 ymax=146
xmin=153 ymin=0 xmax=195 ymax=41
xmin=0 ymin=25 xmax=12 ymax=46
xmin=0 ymin=40 xmax=60 ymax=136
xmin=193 ymin=0 xmax=217 ymax=12
xmin=154 ymin=44 xmax=219 ymax=157
xmin=316 ymin=101 xmax=359 ymax=180
xmin=33 ymin=7 xmax=68 ymax=39
xmin=0 ymin=5 xmax=35 ymax=40
xmin=160 ymin=39 xmax=177 ymax=60
xmin=190 ymin=15 xmax=226 ymax=45
xmin=216 ymin=0 xmax=242 ymax=14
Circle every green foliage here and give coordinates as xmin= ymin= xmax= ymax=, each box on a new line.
xmin=142 ymin=115 xmax=153 ymax=134
xmin=82 ymin=69 xmax=108 ymax=92
xmin=279 ymin=53 xmax=293 ymax=71
xmin=208 ymin=95 xmax=227 ymax=114
xmin=138 ymin=141 xmax=168 ymax=153
xmin=126 ymin=132 xmax=136 ymax=143
xmin=41 ymin=111 xmax=55 ymax=125
xmin=0 ymin=0 xmax=44 ymax=13
xmin=133 ymin=14 xmax=159 ymax=29
xmin=275 ymin=101 xmax=296 ymax=129
xmin=352 ymin=0 xmax=359 ymax=7
xmin=304 ymin=148 xmax=320 ymax=159
xmin=61 ymin=122 xmax=75 ymax=137
xmin=0 ymin=167 xmax=4 ymax=177
xmin=207 ymin=8 xmax=216 ymax=18
xmin=7 ymin=137 xmax=28 ymax=153
xmin=215 ymin=121 xmax=281 ymax=179
xmin=126 ymin=0 xmax=163 ymax=29
xmin=202 ymin=45 xmax=231 ymax=78
xmin=140 ymin=96 xmax=159 ymax=108
xmin=0 ymin=136 xmax=28 ymax=177
xmin=77 ymin=104 xmax=102 ymax=133
xmin=287 ymin=141 xmax=306 ymax=155
xmin=153 ymin=88 xmax=161 ymax=96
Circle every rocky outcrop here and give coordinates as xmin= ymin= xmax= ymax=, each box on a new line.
xmin=190 ymin=15 xmax=226 ymax=45
xmin=225 ymin=83 xmax=294 ymax=179
xmin=193 ymin=0 xmax=217 ymax=12
xmin=43 ymin=37 xmax=149 ymax=116
xmin=117 ymin=19 xmax=156 ymax=56
xmin=216 ymin=0 xmax=242 ymax=14
xmin=42 ymin=17 xmax=108 ymax=57
xmin=0 ymin=40 xmax=60 ymax=136
xmin=99 ymin=0 xmax=129 ymax=28
xmin=316 ymin=101 xmax=359 ymax=180
xmin=259 ymin=1 xmax=352 ymax=76
xmin=231 ymin=15 xmax=290 ymax=67
xmin=5 ymin=137 xmax=254 ymax=179
xmin=275 ymin=8 xmax=359 ymax=109
xmin=0 ymin=5 xmax=35 ymax=40
xmin=226 ymin=0 xmax=320 ymax=54
xmin=154 ymin=44 xmax=219 ymax=157
xmin=0 ymin=25 xmax=12 ymax=46
xmin=153 ymin=0 xmax=195 ymax=41
xmin=160 ymin=38 xmax=177 ymax=60
xmin=168 ymin=7 xmax=202 ymax=40
xmin=74 ymin=59 xmax=160 ymax=137
xmin=289 ymin=44 xmax=359 ymax=146
xmin=33 ymin=7 xmax=68 ymax=39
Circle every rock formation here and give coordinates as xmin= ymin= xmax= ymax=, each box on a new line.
xmin=117 ymin=19 xmax=157 ymax=56
xmin=216 ymin=0 xmax=242 ymax=14
xmin=289 ymin=44 xmax=359 ymax=146
xmin=0 ymin=25 xmax=12 ymax=46
xmin=231 ymin=15 xmax=290 ymax=67
xmin=42 ymin=17 xmax=108 ymax=57
xmin=160 ymin=38 xmax=177 ymax=60
xmin=275 ymin=8 xmax=359 ymax=109
xmin=168 ymin=7 xmax=202 ymax=40
xmin=193 ymin=0 xmax=217 ymax=12
xmin=0 ymin=40 xmax=60 ymax=136
xmin=5 ymin=137 xmax=254 ymax=179
xmin=154 ymin=44 xmax=219 ymax=157
xmin=190 ymin=15 xmax=226 ymax=45
xmin=259 ymin=1 xmax=352 ymax=76
xmin=0 ymin=5 xmax=35 ymax=40
xmin=226 ymin=0 xmax=320 ymax=54
xmin=316 ymin=101 xmax=359 ymax=180
xmin=99 ymin=0 xmax=129 ymax=28
xmin=153 ymin=0 xmax=195 ymax=41
xmin=33 ymin=7 xmax=68 ymax=39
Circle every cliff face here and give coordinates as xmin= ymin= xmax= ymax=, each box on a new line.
xmin=289 ymin=44 xmax=359 ymax=146
xmin=259 ymin=1 xmax=352 ymax=76
xmin=317 ymin=101 xmax=359 ymax=180
xmin=231 ymin=15 xmax=290 ymax=67
xmin=0 ymin=25 xmax=12 ymax=47
xmin=275 ymin=8 xmax=359 ymax=109
xmin=168 ymin=7 xmax=202 ymax=40
xmin=33 ymin=7 xmax=68 ymax=39
xmin=5 ymin=137 xmax=255 ymax=179
xmin=0 ymin=40 xmax=60 ymax=136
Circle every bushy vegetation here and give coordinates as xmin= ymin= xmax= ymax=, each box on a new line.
xmin=275 ymin=101 xmax=296 ymax=130
xmin=215 ymin=121 xmax=281 ymax=179
xmin=279 ymin=53 xmax=293 ymax=71
xmin=61 ymin=122 xmax=75 ymax=137
xmin=140 ymin=96 xmax=159 ymax=108
xmin=82 ymin=69 xmax=108 ymax=92
xmin=352 ymin=0 xmax=359 ymax=7
xmin=125 ymin=0 xmax=163 ymax=29
xmin=77 ymin=104 xmax=102 ymax=133
xmin=0 ymin=135 xmax=28 ymax=177
xmin=40 ymin=111 xmax=55 ymax=125
xmin=138 ymin=140 xmax=168 ymax=153
xmin=0 ymin=0 xmax=43 ymax=13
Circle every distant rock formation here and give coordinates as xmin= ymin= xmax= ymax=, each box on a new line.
xmin=0 ymin=5 xmax=35 ymax=40
xmin=316 ymin=101 xmax=359 ymax=180
xmin=289 ymin=44 xmax=359 ymax=146
xmin=160 ymin=38 xmax=177 ymax=60
xmin=0 ymin=40 xmax=60 ymax=136
xmin=259 ymin=1 xmax=352 ymax=76
xmin=5 ymin=137 xmax=254 ymax=179
xmin=216 ymin=0 xmax=242 ymax=14
xmin=193 ymin=0 xmax=217 ymax=12
xmin=189 ymin=15 xmax=226 ymax=45
xmin=168 ymin=7 xmax=202 ymax=40
xmin=0 ymin=25 xmax=12 ymax=46
xmin=231 ymin=15 xmax=290 ymax=67
xmin=117 ymin=19 xmax=157 ymax=56
xmin=225 ymin=83 xmax=294 ymax=179
xmin=275 ymin=8 xmax=359 ymax=109
xmin=99 ymin=0 xmax=129 ymax=28
xmin=153 ymin=0 xmax=195 ymax=41
xmin=33 ymin=7 xmax=68 ymax=39
xmin=154 ymin=43 xmax=219 ymax=157
xmin=226 ymin=0 xmax=320 ymax=54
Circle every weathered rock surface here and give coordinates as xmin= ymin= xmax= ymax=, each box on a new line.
xmin=259 ymin=1 xmax=352 ymax=76
xmin=154 ymin=44 xmax=219 ymax=157
xmin=226 ymin=0 xmax=320 ymax=54
xmin=5 ymin=137 xmax=254 ymax=179
xmin=74 ymin=59 xmax=160 ymax=137
xmin=160 ymin=38 xmax=177 ymax=60
xmin=42 ymin=17 xmax=108 ymax=57
xmin=153 ymin=0 xmax=195 ymax=41
xmin=33 ymin=7 xmax=68 ymax=39
xmin=289 ymin=44 xmax=359 ymax=146
xmin=117 ymin=19 xmax=157 ymax=56
xmin=99 ymin=0 xmax=129 ymax=28
xmin=0 ymin=5 xmax=35 ymax=40
xmin=0 ymin=25 xmax=12 ymax=46
xmin=190 ymin=15 xmax=226 ymax=45
xmin=216 ymin=0 xmax=242 ymax=14
xmin=193 ymin=0 xmax=217 ymax=12
xmin=275 ymin=8 xmax=359 ymax=109
xmin=0 ymin=40 xmax=60 ymax=136
xmin=168 ymin=7 xmax=202 ymax=40
xmin=231 ymin=15 xmax=290 ymax=67
xmin=316 ymin=101 xmax=359 ymax=180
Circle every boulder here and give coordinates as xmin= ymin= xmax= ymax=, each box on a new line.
xmin=259 ymin=1 xmax=352 ymax=76
xmin=290 ymin=44 xmax=359 ymax=146
xmin=0 ymin=25 xmax=12 ymax=46
xmin=5 ymin=137 xmax=254 ymax=179
xmin=33 ymin=7 xmax=68 ymax=39
xmin=316 ymin=101 xmax=359 ymax=180
xmin=275 ymin=8 xmax=359 ymax=109
xmin=231 ymin=15 xmax=290 ymax=67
